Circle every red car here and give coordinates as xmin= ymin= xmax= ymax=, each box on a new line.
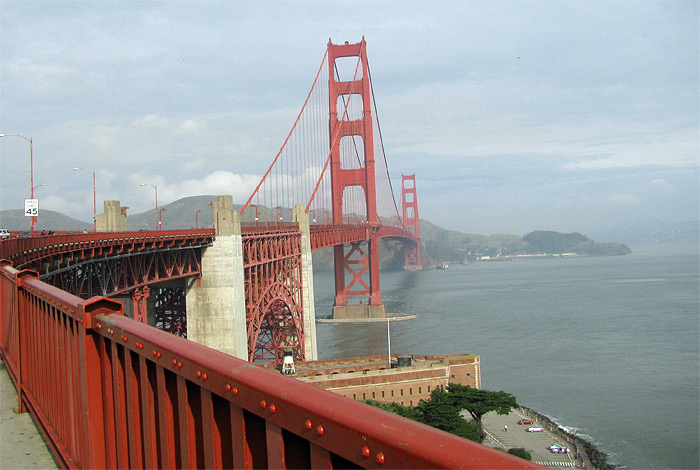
xmin=517 ymin=419 xmax=533 ymax=425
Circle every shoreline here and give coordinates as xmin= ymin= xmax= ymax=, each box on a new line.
xmin=520 ymin=406 xmax=617 ymax=470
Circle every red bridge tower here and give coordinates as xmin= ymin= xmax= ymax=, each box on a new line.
xmin=402 ymin=174 xmax=422 ymax=270
xmin=328 ymin=39 xmax=384 ymax=319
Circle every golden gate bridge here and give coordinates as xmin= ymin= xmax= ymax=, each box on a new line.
xmin=0 ymin=38 xmax=538 ymax=469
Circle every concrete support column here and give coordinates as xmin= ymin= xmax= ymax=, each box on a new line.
xmin=96 ymin=200 xmax=127 ymax=232
xmin=293 ymin=204 xmax=318 ymax=360
xmin=186 ymin=195 xmax=248 ymax=360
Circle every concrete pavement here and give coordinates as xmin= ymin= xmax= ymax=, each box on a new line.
xmin=0 ymin=362 xmax=57 ymax=469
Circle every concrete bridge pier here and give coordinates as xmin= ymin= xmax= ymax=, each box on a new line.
xmin=185 ymin=196 xmax=248 ymax=360
xmin=293 ymin=204 xmax=318 ymax=361
xmin=96 ymin=200 xmax=128 ymax=232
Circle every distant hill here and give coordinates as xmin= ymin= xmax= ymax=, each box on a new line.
xmin=127 ymin=195 xmax=220 ymax=230
xmin=0 ymin=209 xmax=92 ymax=232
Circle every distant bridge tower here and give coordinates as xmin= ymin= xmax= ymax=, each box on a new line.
xmin=328 ymin=38 xmax=385 ymax=319
xmin=402 ymin=174 xmax=422 ymax=270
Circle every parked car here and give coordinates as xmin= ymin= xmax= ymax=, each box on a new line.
xmin=517 ymin=419 xmax=533 ymax=425
xmin=527 ymin=426 xmax=544 ymax=432
xmin=548 ymin=445 xmax=569 ymax=453
xmin=0 ymin=229 xmax=10 ymax=239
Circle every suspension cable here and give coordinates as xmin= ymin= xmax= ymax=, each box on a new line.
xmin=240 ymin=48 xmax=329 ymax=215
xmin=367 ymin=59 xmax=403 ymax=229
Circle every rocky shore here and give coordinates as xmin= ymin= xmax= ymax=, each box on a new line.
xmin=520 ymin=406 xmax=617 ymax=470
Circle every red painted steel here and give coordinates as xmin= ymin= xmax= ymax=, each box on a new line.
xmin=153 ymin=286 xmax=188 ymax=337
xmin=0 ymin=261 xmax=542 ymax=469
xmin=243 ymin=229 xmax=305 ymax=364
xmin=328 ymin=39 xmax=383 ymax=308
xmin=401 ymin=174 xmax=422 ymax=270
xmin=0 ymin=229 xmax=215 ymax=271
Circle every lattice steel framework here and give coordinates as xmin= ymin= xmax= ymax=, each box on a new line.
xmin=41 ymin=248 xmax=203 ymax=299
xmin=154 ymin=286 xmax=188 ymax=337
xmin=242 ymin=228 xmax=305 ymax=364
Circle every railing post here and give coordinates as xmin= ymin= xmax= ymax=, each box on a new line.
xmin=78 ymin=298 xmax=123 ymax=469
xmin=15 ymin=269 xmax=39 ymax=414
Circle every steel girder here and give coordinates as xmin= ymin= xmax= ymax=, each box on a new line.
xmin=41 ymin=247 xmax=203 ymax=298
xmin=153 ymin=286 xmax=187 ymax=337
xmin=0 ymin=229 xmax=214 ymax=272
xmin=243 ymin=231 xmax=305 ymax=364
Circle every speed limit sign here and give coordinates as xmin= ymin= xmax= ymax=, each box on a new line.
xmin=24 ymin=199 xmax=39 ymax=217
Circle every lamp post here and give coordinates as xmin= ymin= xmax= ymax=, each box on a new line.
xmin=0 ymin=133 xmax=35 ymax=235
xmin=250 ymin=204 xmax=259 ymax=224
xmin=140 ymin=183 xmax=158 ymax=230
xmin=159 ymin=208 xmax=167 ymax=230
xmin=73 ymin=167 xmax=97 ymax=232
xmin=195 ymin=209 xmax=202 ymax=229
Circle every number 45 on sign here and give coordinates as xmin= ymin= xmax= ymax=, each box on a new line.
xmin=24 ymin=199 xmax=39 ymax=217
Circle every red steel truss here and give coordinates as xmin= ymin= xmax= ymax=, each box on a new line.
xmin=401 ymin=174 xmax=422 ymax=270
xmin=42 ymin=247 xmax=204 ymax=298
xmin=328 ymin=39 xmax=382 ymax=309
xmin=0 ymin=229 xmax=214 ymax=273
xmin=242 ymin=227 xmax=305 ymax=364
xmin=153 ymin=286 xmax=188 ymax=337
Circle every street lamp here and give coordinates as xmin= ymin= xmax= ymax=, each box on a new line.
xmin=140 ymin=183 xmax=158 ymax=230
xmin=73 ymin=167 xmax=96 ymax=232
xmin=195 ymin=209 xmax=202 ymax=229
xmin=159 ymin=208 xmax=167 ymax=230
xmin=250 ymin=204 xmax=259 ymax=224
xmin=0 ymin=133 xmax=35 ymax=235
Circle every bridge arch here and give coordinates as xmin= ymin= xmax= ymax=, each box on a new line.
xmin=248 ymin=281 xmax=305 ymax=364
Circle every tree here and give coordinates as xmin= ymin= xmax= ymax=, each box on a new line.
xmin=507 ymin=448 xmax=532 ymax=461
xmin=365 ymin=390 xmax=481 ymax=443
xmin=416 ymin=388 xmax=482 ymax=442
xmin=364 ymin=399 xmax=421 ymax=421
xmin=446 ymin=384 xmax=518 ymax=438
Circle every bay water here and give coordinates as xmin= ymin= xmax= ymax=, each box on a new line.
xmin=313 ymin=243 xmax=699 ymax=469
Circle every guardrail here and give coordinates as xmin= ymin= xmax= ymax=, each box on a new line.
xmin=0 ymin=258 xmax=540 ymax=469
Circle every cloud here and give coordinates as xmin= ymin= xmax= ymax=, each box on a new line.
xmin=179 ymin=119 xmax=206 ymax=133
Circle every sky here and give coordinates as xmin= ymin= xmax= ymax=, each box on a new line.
xmin=1 ymin=1 xmax=698 ymax=236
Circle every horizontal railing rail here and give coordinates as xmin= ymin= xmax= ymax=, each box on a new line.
xmin=0 ymin=257 xmax=539 ymax=469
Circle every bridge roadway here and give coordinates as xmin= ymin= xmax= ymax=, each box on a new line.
xmin=0 ymin=224 xmax=414 ymax=272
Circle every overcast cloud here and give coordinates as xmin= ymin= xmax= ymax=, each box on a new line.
xmin=1 ymin=1 xmax=697 ymax=235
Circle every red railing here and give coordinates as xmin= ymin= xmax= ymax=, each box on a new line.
xmin=0 ymin=258 xmax=540 ymax=469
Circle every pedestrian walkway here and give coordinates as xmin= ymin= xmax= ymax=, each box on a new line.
xmin=0 ymin=362 xmax=57 ymax=469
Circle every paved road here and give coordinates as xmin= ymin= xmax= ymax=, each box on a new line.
xmin=481 ymin=408 xmax=580 ymax=468
xmin=0 ymin=362 xmax=57 ymax=469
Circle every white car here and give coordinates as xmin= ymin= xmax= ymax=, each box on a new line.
xmin=527 ymin=426 xmax=544 ymax=432
xmin=0 ymin=229 xmax=10 ymax=239
xmin=548 ymin=444 xmax=569 ymax=453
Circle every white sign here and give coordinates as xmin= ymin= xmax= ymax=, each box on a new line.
xmin=24 ymin=199 xmax=38 ymax=217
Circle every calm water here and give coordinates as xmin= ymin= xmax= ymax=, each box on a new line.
xmin=313 ymin=243 xmax=699 ymax=470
